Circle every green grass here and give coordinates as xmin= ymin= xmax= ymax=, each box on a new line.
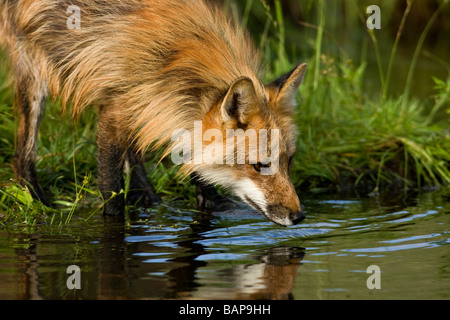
xmin=1 ymin=0 xmax=449 ymax=227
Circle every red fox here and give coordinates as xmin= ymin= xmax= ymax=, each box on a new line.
xmin=0 ymin=0 xmax=307 ymax=226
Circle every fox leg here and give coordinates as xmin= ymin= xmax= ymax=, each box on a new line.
xmin=190 ymin=172 xmax=239 ymax=211
xmin=97 ymin=106 xmax=126 ymax=216
xmin=125 ymin=145 xmax=161 ymax=207
xmin=13 ymin=70 xmax=50 ymax=206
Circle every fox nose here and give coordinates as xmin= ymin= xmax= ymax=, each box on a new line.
xmin=291 ymin=211 xmax=305 ymax=225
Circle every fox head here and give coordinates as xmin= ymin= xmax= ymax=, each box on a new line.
xmin=189 ymin=63 xmax=307 ymax=227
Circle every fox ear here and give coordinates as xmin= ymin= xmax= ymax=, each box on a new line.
xmin=221 ymin=77 xmax=258 ymax=125
xmin=271 ymin=63 xmax=307 ymax=112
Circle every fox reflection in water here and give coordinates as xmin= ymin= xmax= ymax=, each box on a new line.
xmin=181 ymin=247 xmax=305 ymax=300
xmin=10 ymin=212 xmax=305 ymax=300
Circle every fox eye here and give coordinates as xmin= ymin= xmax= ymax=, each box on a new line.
xmin=253 ymin=162 xmax=271 ymax=172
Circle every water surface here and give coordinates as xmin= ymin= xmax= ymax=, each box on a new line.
xmin=0 ymin=189 xmax=448 ymax=300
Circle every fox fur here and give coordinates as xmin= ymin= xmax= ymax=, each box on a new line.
xmin=0 ymin=0 xmax=307 ymax=226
